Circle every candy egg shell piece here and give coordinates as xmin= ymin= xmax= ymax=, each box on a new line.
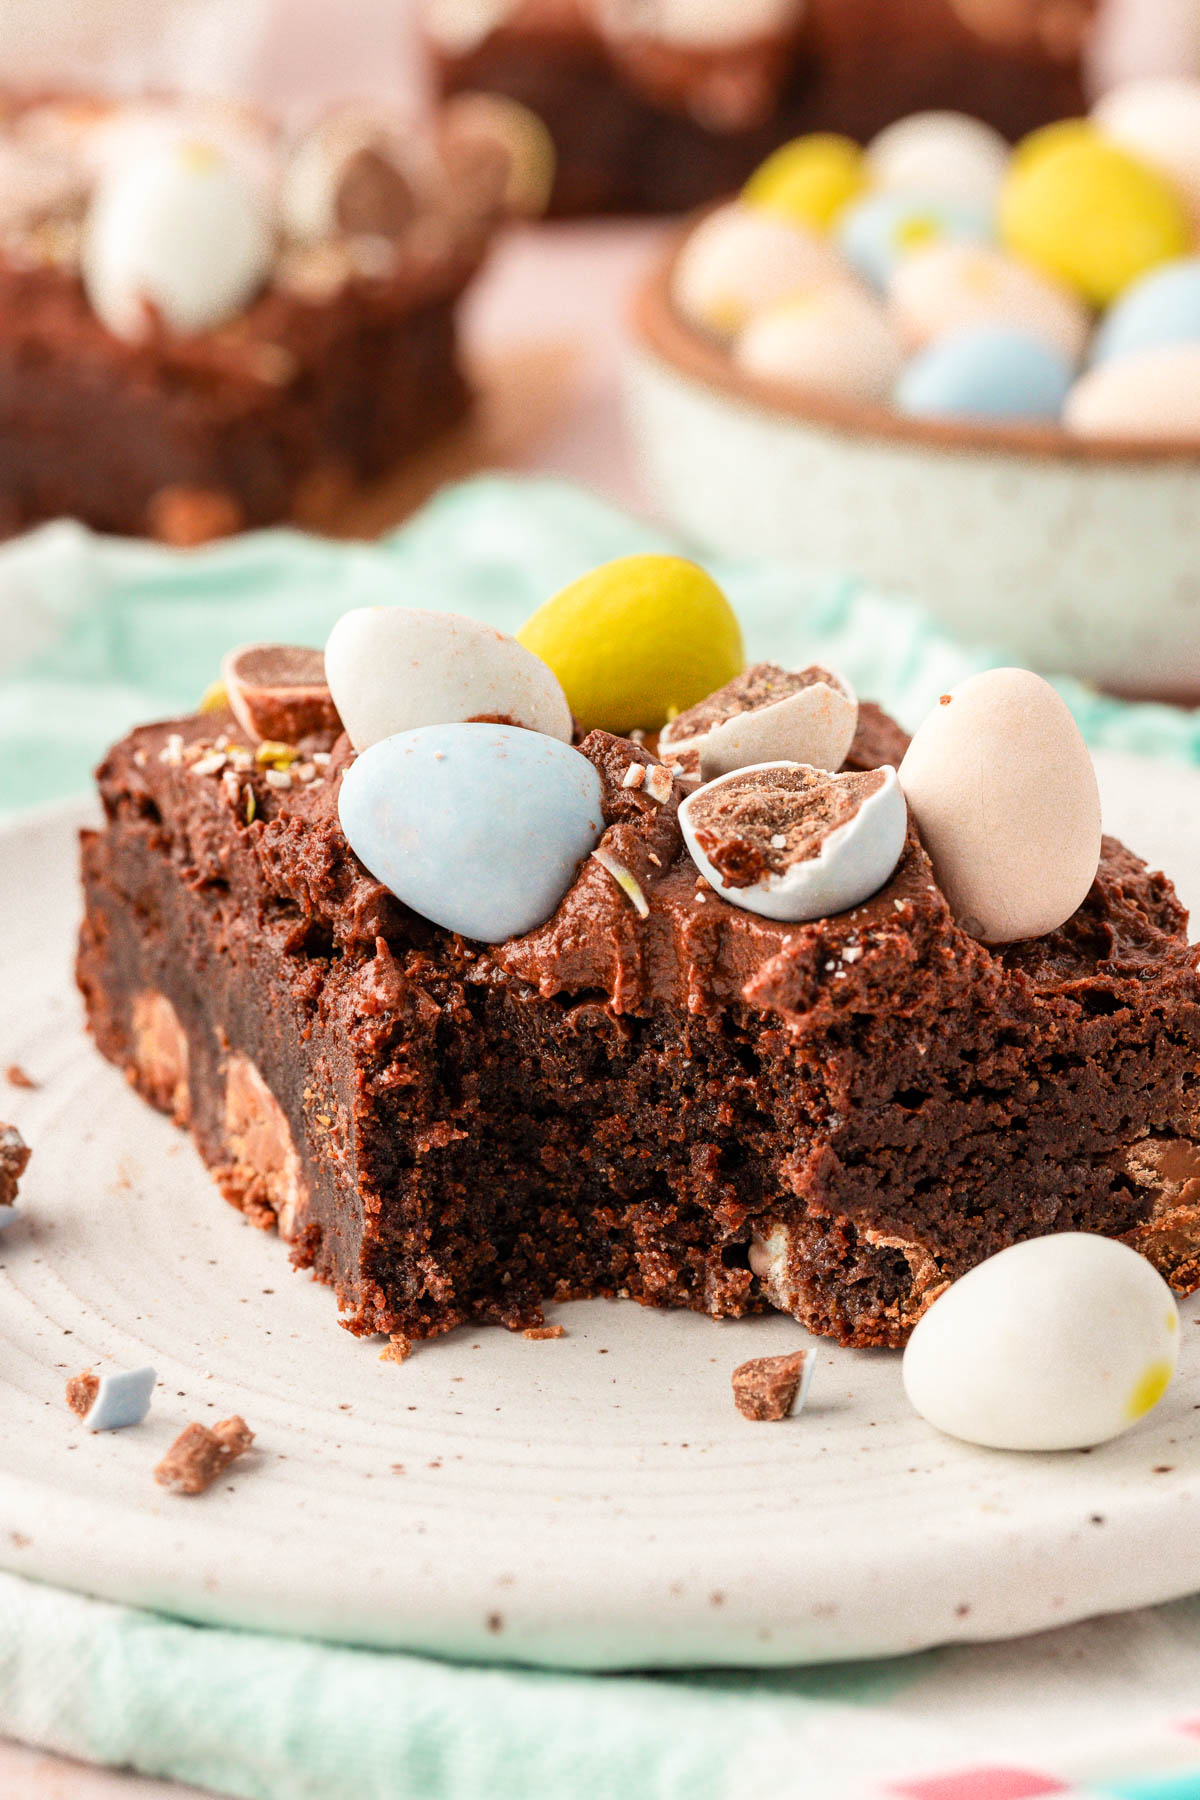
xmin=888 ymin=241 xmax=1089 ymax=363
xmin=679 ymin=761 xmax=907 ymax=924
xmin=81 ymin=140 xmax=274 ymax=341
xmin=902 ymin=1234 xmax=1179 ymax=1452
xmin=699 ymin=673 xmax=858 ymax=780
xmin=281 ymin=108 xmax=435 ymax=244
xmin=734 ymin=284 xmax=904 ymax=404
xmin=1090 ymin=258 xmax=1200 ymax=365
xmin=742 ymin=133 xmax=867 ymax=232
xmin=999 ymin=136 xmax=1190 ymax=308
xmin=1065 ymin=342 xmax=1200 ymax=440
xmin=895 ymin=325 xmax=1074 ymax=423
xmin=837 ymin=188 xmax=994 ymax=291
xmin=338 ymin=723 xmax=604 ymax=943
xmin=867 ymin=111 xmax=1010 ymax=209
xmin=324 ymin=606 xmax=572 ymax=753
xmin=518 ymin=554 xmax=744 ymax=736
xmin=671 ymin=201 xmax=846 ymax=335
xmin=1093 ymin=78 xmax=1200 ymax=232
xmin=898 ymin=668 xmax=1101 ymax=943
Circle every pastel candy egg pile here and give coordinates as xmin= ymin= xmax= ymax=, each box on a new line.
xmin=338 ymin=723 xmax=604 ymax=944
xmin=325 ymin=606 xmax=573 ymax=751
xmin=670 ymin=85 xmax=1200 ymax=438
xmin=518 ymin=553 xmax=744 ymax=734
xmin=82 ymin=138 xmax=273 ymax=341
xmin=903 ymin=1234 xmax=1179 ymax=1451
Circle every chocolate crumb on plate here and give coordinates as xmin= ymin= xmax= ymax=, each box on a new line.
xmin=65 ymin=1370 xmax=100 ymax=1419
xmin=0 ymin=1122 xmax=29 ymax=1208
xmin=154 ymin=1416 xmax=255 ymax=1495
xmin=523 ymin=1324 xmax=565 ymax=1340
xmin=731 ymin=1349 xmax=814 ymax=1422
xmin=5 ymin=1064 xmax=36 ymax=1089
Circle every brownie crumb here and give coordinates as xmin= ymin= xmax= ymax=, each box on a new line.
xmin=5 ymin=1065 xmax=36 ymax=1089
xmin=65 ymin=1371 xmax=99 ymax=1419
xmin=523 ymin=1324 xmax=565 ymax=1340
xmin=0 ymin=1123 xmax=30 ymax=1207
xmin=731 ymin=1349 xmax=812 ymax=1421
xmin=380 ymin=1336 xmax=412 ymax=1365
xmin=154 ymin=1416 xmax=255 ymax=1495
xmin=691 ymin=767 xmax=885 ymax=887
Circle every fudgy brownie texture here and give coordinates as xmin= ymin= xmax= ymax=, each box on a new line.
xmin=78 ymin=703 xmax=1200 ymax=1353
xmin=431 ymin=0 xmax=1091 ymax=215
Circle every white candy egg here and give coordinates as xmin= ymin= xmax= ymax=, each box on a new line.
xmin=324 ymin=606 xmax=572 ymax=752
xmin=679 ymin=761 xmax=907 ymax=923
xmin=903 ymin=1234 xmax=1180 ymax=1451
xmin=898 ymin=669 xmax=1101 ymax=944
xmin=698 ymin=670 xmax=858 ymax=779
xmin=82 ymin=140 xmax=273 ymax=341
xmin=734 ymin=284 xmax=904 ymax=404
xmin=672 ymin=201 xmax=845 ymax=336
xmin=1065 ymin=343 xmax=1200 ymax=440
xmin=868 ymin=110 xmax=1010 ymax=209
xmin=888 ymin=241 xmax=1089 ymax=362
xmin=1093 ymin=78 xmax=1200 ymax=232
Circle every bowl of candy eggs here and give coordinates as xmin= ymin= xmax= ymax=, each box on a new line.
xmin=627 ymin=83 xmax=1200 ymax=703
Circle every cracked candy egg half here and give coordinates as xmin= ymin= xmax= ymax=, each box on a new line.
xmin=678 ymin=760 xmax=907 ymax=923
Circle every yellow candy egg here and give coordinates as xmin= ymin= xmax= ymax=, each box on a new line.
xmin=1010 ymin=117 xmax=1097 ymax=173
xmin=743 ymin=134 xmax=867 ymax=232
xmin=1000 ymin=136 xmax=1190 ymax=306
xmin=517 ymin=555 xmax=744 ymax=734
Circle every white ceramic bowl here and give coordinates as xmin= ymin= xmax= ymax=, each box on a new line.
xmin=627 ymin=229 xmax=1200 ymax=703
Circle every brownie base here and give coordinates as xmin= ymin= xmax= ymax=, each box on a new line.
xmin=433 ymin=2 xmax=1088 ymax=216
xmin=0 ymin=262 xmax=472 ymax=543
xmin=77 ymin=710 xmax=1200 ymax=1354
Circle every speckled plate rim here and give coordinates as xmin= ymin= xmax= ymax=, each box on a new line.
xmin=3 ymin=778 xmax=1200 ymax=1673
xmin=635 ymin=218 xmax=1200 ymax=467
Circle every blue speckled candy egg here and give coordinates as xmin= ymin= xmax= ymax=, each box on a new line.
xmin=895 ymin=325 xmax=1073 ymax=423
xmin=1091 ymin=258 xmax=1200 ymax=366
xmin=837 ymin=188 xmax=993 ymax=289
xmin=338 ymin=723 xmax=605 ymax=944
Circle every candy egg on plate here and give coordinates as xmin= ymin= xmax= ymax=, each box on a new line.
xmin=888 ymin=241 xmax=1089 ymax=362
xmin=734 ymin=284 xmax=903 ymax=404
xmin=999 ymin=135 xmax=1190 ymax=306
xmin=81 ymin=138 xmax=273 ymax=340
xmin=1090 ymin=258 xmax=1200 ymax=365
xmin=837 ymin=188 xmax=993 ymax=290
xmin=678 ymin=761 xmax=907 ymax=923
xmin=518 ymin=554 xmax=743 ymax=735
xmin=338 ymin=723 xmax=604 ymax=943
xmin=867 ymin=110 xmax=1010 ymax=209
xmin=324 ymin=606 xmax=572 ymax=752
xmin=742 ymin=133 xmax=866 ymax=232
xmin=898 ymin=667 xmax=1101 ymax=943
xmin=902 ymin=1233 xmax=1180 ymax=1451
xmin=1065 ymin=342 xmax=1200 ymax=440
xmin=671 ymin=201 xmax=845 ymax=335
xmin=894 ymin=325 xmax=1074 ymax=423
xmin=1093 ymin=78 xmax=1200 ymax=231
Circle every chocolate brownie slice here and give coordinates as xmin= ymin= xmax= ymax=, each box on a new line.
xmin=77 ymin=702 xmax=1200 ymax=1352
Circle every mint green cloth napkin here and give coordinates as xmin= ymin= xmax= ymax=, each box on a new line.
xmin=6 ymin=475 xmax=1200 ymax=1800
xmin=3 ymin=473 xmax=1200 ymax=821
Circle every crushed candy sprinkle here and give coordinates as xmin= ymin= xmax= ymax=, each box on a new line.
xmin=190 ymin=752 xmax=227 ymax=778
xmin=255 ymin=740 xmax=299 ymax=769
xmin=591 ymin=847 xmax=650 ymax=919
xmin=264 ymin=768 xmax=292 ymax=790
xmin=621 ymin=764 xmax=646 ymax=790
xmin=643 ymin=765 xmax=673 ymax=804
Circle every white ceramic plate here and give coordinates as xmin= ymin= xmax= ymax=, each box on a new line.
xmin=2 ymin=759 xmax=1200 ymax=1673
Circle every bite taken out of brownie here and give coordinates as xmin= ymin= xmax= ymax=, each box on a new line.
xmin=77 ymin=609 xmax=1200 ymax=1356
